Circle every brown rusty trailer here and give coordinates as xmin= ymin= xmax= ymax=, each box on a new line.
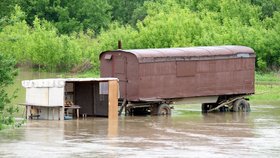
xmin=100 ymin=46 xmax=255 ymax=115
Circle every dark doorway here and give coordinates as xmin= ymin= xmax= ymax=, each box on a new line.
xmin=75 ymin=82 xmax=94 ymax=116
xmin=93 ymin=82 xmax=109 ymax=116
xmin=73 ymin=81 xmax=109 ymax=117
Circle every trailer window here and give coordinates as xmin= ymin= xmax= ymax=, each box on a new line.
xmin=237 ymin=53 xmax=249 ymax=58
xmin=104 ymin=54 xmax=112 ymax=60
xmin=99 ymin=82 xmax=108 ymax=95
xmin=176 ymin=61 xmax=196 ymax=77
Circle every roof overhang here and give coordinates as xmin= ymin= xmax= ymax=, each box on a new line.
xmin=22 ymin=78 xmax=119 ymax=88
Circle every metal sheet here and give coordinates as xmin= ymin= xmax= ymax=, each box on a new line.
xmin=176 ymin=61 xmax=197 ymax=77
xmin=100 ymin=46 xmax=255 ymax=64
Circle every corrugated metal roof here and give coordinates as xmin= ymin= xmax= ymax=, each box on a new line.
xmin=22 ymin=78 xmax=118 ymax=88
xmin=123 ymin=45 xmax=254 ymax=57
xmin=102 ymin=45 xmax=255 ymax=63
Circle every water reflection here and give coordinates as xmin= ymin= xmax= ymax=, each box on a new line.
xmin=202 ymin=112 xmax=250 ymax=123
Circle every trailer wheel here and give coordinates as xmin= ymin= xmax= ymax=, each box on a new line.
xmin=201 ymin=103 xmax=209 ymax=113
xmin=157 ymin=104 xmax=171 ymax=115
xmin=232 ymin=99 xmax=250 ymax=112
xmin=201 ymin=103 xmax=217 ymax=113
xmin=132 ymin=107 xmax=149 ymax=115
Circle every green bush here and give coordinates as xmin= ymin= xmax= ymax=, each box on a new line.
xmin=0 ymin=53 xmax=18 ymax=130
xmin=1 ymin=1 xmax=280 ymax=72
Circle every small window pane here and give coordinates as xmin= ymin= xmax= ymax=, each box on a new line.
xmin=105 ymin=54 xmax=112 ymax=60
xmin=99 ymin=82 xmax=108 ymax=94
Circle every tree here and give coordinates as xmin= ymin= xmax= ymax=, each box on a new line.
xmin=0 ymin=6 xmax=83 ymax=72
xmin=0 ymin=5 xmax=30 ymax=62
xmin=18 ymin=0 xmax=112 ymax=34
xmin=0 ymin=54 xmax=18 ymax=130
xmin=108 ymin=0 xmax=147 ymax=25
xmin=0 ymin=0 xmax=19 ymax=18
xmin=251 ymin=0 xmax=280 ymax=19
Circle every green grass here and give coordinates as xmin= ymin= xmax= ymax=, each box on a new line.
xmin=255 ymin=71 xmax=280 ymax=83
xmin=76 ymin=70 xmax=100 ymax=78
xmin=250 ymin=84 xmax=280 ymax=102
xmin=250 ymin=72 xmax=280 ymax=104
xmin=55 ymin=70 xmax=100 ymax=78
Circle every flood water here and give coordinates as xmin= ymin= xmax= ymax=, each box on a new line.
xmin=1 ymin=69 xmax=280 ymax=157
xmin=1 ymin=103 xmax=280 ymax=158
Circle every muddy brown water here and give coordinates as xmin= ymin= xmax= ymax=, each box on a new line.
xmin=1 ymin=104 xmax=280 ymax=158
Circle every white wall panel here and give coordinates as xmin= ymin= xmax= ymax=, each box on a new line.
xmin=26 ymin=88 xmax=49 ymax=105
xmin=49 ymin=88 xmax=64 ymax=106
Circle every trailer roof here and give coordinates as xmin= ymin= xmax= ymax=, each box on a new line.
xmin=101 ymin=45 xmax=255 ymax=63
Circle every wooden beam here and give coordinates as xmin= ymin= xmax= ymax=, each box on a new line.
xmin=108 ymin=80 xmax=119 ymax=120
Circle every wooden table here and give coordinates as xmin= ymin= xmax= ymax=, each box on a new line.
xmin=64 ymin=105 xmax=81 ymax=118
xmin=19 ymin=103 xmax=63 ymax=120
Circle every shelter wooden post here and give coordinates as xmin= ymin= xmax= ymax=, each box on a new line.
xmin=108 ymin=80 xmax=119 ymax=120
xmin=108 ymin=80 xmax=118 ymax=137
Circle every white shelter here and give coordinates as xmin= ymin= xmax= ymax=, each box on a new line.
xmin=21 ymin=78 xmax=119 ymax=120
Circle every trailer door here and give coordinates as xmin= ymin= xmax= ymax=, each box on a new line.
xmin=113 ymin=56 xmax=127 ymax=98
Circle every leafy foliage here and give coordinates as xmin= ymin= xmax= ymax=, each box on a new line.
xmin=0 ymin=7 xmax=84 ymax=71
xmin=0 ymin=0 xmax=280 ymax=71
xmin=108 ymin=0 xmax=147 ymax=25
xmin=0 ymin=53 xmax=18 ymax=130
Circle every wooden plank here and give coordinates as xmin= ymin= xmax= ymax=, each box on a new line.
xmin=58 ymin=108 xmax=60 ymax=120
xmin=19 ymin=103 xmax=62 ymax=107
xmin=108 ymin=80 xmax=118 ymax=120
xmin=26 ymin=105 xmax=30 ymax=119
xmin=77 ymin=109 xmax=79 ymax=118
xmin=52 ymin=108 xmax=54 ymax=120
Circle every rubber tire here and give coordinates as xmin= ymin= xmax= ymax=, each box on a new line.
xmin=201 ymin=103 xmax=217 ymax=113
xmin=232 ymin=99 xmax=250 ymax=112
xmin=201 ymin=103 xmax=209 ymax=113
xmin=157 ymin=104 xmax=171 ymax=115
xmin=133 ymin=107 xmax=150 ymax=115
